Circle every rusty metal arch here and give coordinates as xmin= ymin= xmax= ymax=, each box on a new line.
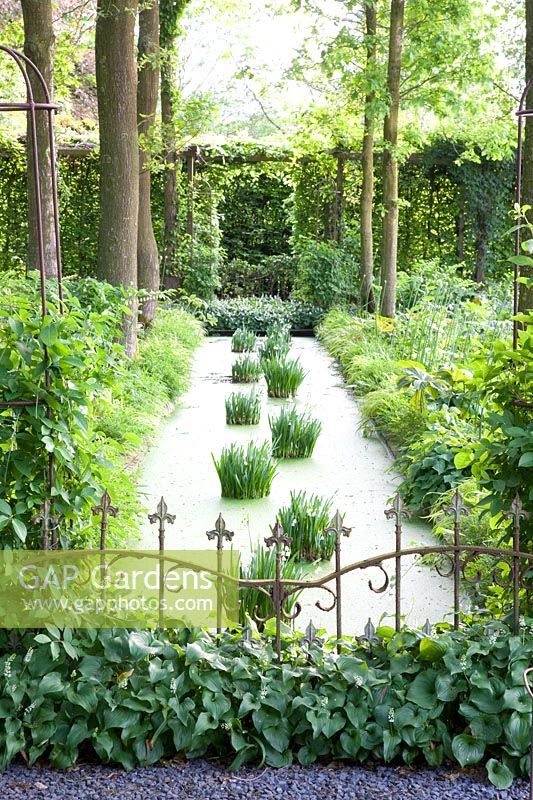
xmin=514 ymin=76 xmax=533 ymax=348
xmin=0 ymin=45 xmax=65 ymax=545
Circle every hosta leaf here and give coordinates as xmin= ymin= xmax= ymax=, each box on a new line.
xmin=451 ymin=733 xmax=485 ymax=767
xmin=419 ymin=638 xmax=447 ymax=662
xmin=406 ymin=671 xmax=437 ymax=709
xmin=486 ymin=759 xmax=514 ymax=789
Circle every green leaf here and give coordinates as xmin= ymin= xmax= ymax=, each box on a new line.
xmin=486 ymin=759 xmax=514 ymax=789
xmin=0 ymin=500 xmax=12 ymax=516
xmin=40 ymin=322 xmax=59 ymax=346
xmin=39 ymin=672 xmax=64 ymax=695
xmin=454 ymin=450 xmax=473 ymax=469
xmin=451 ymin=734 xmax=485 ymax=767
xmin=419 ymin=638 xmax=447 ymax=662
xmin=11 ymin=518 xmax=27 ymax=542
xmin=518 ymin=452 xmax=533 ymax=468
xmin=406 ymin=671 xmax=437 ymax=709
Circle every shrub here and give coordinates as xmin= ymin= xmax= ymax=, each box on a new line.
xmin=239 ymin=544 xmax=304 ymax=626
xmin=262 ymin=357 xmax=306 ymax=398
xmin=193 ymin=296 xmax=323 ymax=332
xmin=213 ymin=441 xmax=277 ymax=498
xmin=231 ymin=355 xmax=262 ymax=384
xmin=293 ymin=238 xmax=355 ymax=308
xmin=0 ymin=274 xmax=126 ymax=548
xmin=225 ymin=391 xmax=261 ymax=425
xmin=360 ymin=389 xmax=428 ymax=453
xmin=398 ymin=409 xmax=478 ymax=510
xmin=219 ymin=255 xmax=295 ymax=299
xmin=231 ymin=328 xmax=256 ymax=353
xmin=0 ymin=621 xmax=531 ymax=785
xmin=270 ymin=407 xmax=322 ymax=458
xmin=277 ymin=490 xmax=333 ymax=561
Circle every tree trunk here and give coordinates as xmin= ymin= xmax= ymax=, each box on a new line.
xmin=379 ymin=0 xmax=405 ymax=318
xmin=95 ymin=0 xmax=139 ymax=357
xmin=360 ymin=0 xmax=377 ymax=312
xmin=21 ymin=0 xmax=58 ymax=278
xmin=520 ymin=0 xmax=533 ymax=314
xmin=137 ymin=0 xmax=160 ymax=324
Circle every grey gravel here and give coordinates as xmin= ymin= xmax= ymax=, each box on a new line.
xmin=0 ymin=761 xmax=528 ymax=800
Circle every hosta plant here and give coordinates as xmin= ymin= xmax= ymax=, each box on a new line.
xmin=277 ymin=490 xmax=333 ymax=560
xmin=0 ymin=617 xmax=531 ymax=786
xmin=231 ymin=355 xmax=262 ymax=384
xmin=213 ymin=441 xmax=277 ymax=498
xmin=225 ymin=391 xmax=261 ymax=425
xmin=262 ymin=357 xmax=306 ymax=398
xmin=231 ymin=328 xmax=256 ymax=353
xmin=270 ymin=406 xmax=322 ymax=458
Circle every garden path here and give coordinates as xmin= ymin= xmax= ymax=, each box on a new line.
xmin=139 ymin=336 xmax=453 ymax=634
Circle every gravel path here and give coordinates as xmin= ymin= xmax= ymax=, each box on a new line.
xmin=0 ymin=761 xmax=528 ymax=800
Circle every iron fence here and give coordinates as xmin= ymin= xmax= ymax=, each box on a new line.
xmin=71 ymin=487 xmax=533 ymax=657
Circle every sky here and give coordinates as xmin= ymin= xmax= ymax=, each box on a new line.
xmin=178 ymin=0 xmax=321 ymax=131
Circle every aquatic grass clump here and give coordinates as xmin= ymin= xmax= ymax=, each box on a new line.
xmin=270 ymin=406 xmax=322 ymax=458
xmin=259 ymin=323 xmax=291 ymax=362
xmin=277 ymin=491 xmax=333 ymax=561
xmin=213 ymin=441 xmax=277 ymax=498
xmin=231 ymin=355 xmax=262 ymax=383
xmin=262 ymin=356 xmax=306 ymax=398
xmin=239 ymin=542 xmax=305 ymax=626
xmin=225 ymin=391 xmax=261 ymax=425
xmin=232 ymin=328 xmax=256 ymax=353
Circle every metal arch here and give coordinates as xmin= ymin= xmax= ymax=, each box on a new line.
xmin=0 ymin=45 xmax=65 ymax=547
xmin=514 ymin=76 xmax=533 ymax=349
xmin=0 ymin=45 xmax=64 ymax=315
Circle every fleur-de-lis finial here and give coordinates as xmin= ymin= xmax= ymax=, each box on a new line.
xmin=91 ymin=490 xmax=118 ymax=549
xmin=326 ymin=510 xmax=351 ymax=541
xmin=504 ymin=494 xmax=529 ymax=527
xmin=385 ymin=493 xmax=412 ymax=523
xmin=148 ymin=497 xmax=176 ymax=548
xmin=302 ymin=619 xmax=324 ymax=649
xmin=361 ymin=617 xmax=379 ymax=644
xmin=206 ymin=513 xmax=234 ymax=550
xmin=444 ymin=489 xmax=470 ymax=523
xmin=33 ymin=498 xmax=60 ymax=550
xmin=265 ymin=520 xmax=292 ymax=550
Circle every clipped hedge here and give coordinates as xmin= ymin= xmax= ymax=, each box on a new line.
xmin=0 ymin=620 xmax=531 ymax=787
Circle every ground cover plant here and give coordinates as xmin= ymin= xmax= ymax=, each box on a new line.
xmin=0 ymin=620 xmax=530 ymax=787
xmin=231 ymin=328 xmax=256 ymax=353
xmin=270 ymin=406 xmax=322 ymax=458
xmin=277 ymin=490 xmax=333 ymax=560
xmin=225 ymin=391 xmax=261 ymax=425
xmin=231 ymin=355 xmax=263 ymax=383
xmin=262 ymin=356 xmax=306 ymax=398
xmin=213 ymin=441 xmax=277 ymax=498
